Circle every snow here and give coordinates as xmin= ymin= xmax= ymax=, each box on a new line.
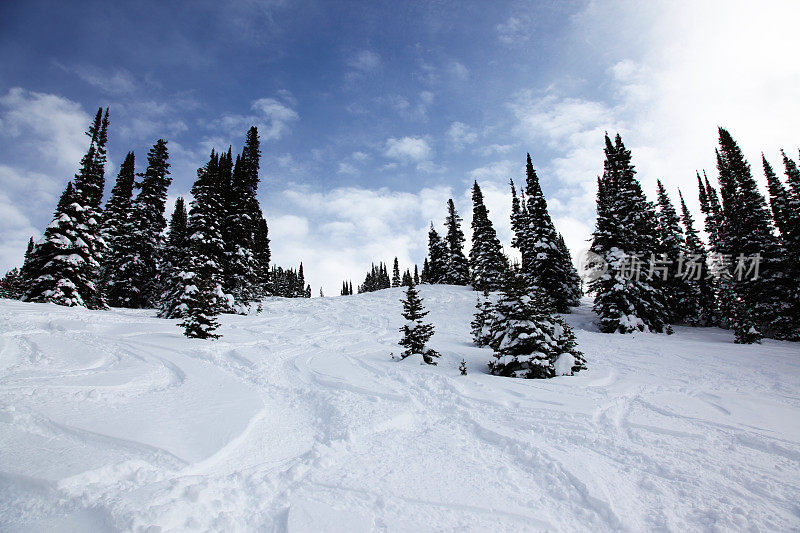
xmin=553 ymin=353 xmax=575 ymax=375
xmin=1 ymin=285 xmax=799 ymax=531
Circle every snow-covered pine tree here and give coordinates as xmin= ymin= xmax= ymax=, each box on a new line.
xmin=556 ymin=233 xmax=582 ymax=303
xmin=713 ymin=128 xmax=795 ymax=342
xmin=470 ymin=288 xmax=494 ymax=347
xmin=678 ymin=190 xmax=716 ymax=326
xmin=589 ymin=133 xmax=666 ymax=334
xmin=101 ymin=151 xmax=135 ymax=299
xmin=779 ymin=151 xmax=800 ymax=329
xmin=225 ymin=127 xmax=266 ymax=310
xmin=253 ymin=216 xmax=271 ymax=296
xmin=158 ymin=198 xmax=190 ymax=318
xmin=420 ymin=257 xmax=430 ymax=283
xmin=392 ymin=257 xmax=401 ymax=287
xmin=764 ymin=156 xmax=791 ymax=240
xmin=509 ymin=179 xmax=526 ymax=266
xmin=487 ymin=270 xmax=585 ymax=379
xmin=426 ymin=225 xmax=448 ymax=284
xmin=655 ymin=179 xmax=700 ymax=324
xmin=469 ymin=181 xmax=507 ymax=291
xmin=442 ymin=199 xmax=469 ymax=285
xmin=398 ymin=282 xmax=439 ymax=364
xmin=108 ymin=140 xmax=171 ymax=308
xmin=297 ymin=263 xmax=306 ymax=298
xmin=19 ymin=237 xmax=35 ymax=286
xmin=519 ymin=154 xmax=581 ymax=311
xmin=24 ymin=108 xmax=109 ymax=309
xmin=413 ymin=265 xmax=420 ymax=285
xmin=177 ymin=150 xmax=228 ymax=338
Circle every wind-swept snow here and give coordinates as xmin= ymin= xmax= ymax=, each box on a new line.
xmin=1 ymin=286 xmax=799 ymax=531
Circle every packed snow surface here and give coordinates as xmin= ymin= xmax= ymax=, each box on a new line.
xmin=1 ymin=286 xmax=799 ymax=531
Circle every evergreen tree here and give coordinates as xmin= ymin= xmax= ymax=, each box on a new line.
xmin=714 ymin=128 xmax=795 ymax=341
xmin=426 ymin=225 xmax=448 ymax=284
xmin=655 ymin=179 xmax=699 ymax=324
xmin=297 ymin=263 xmax=306 ymax=298
xmin=764 ymin=156 xmax=791 ymax=239
xmin=442 ymin=199 xmax=469 ymax=285
xmin=487 ymin=270 xmax=585 ymax=379
xmin=101 ymin=151 xmax=136 ymax=297
xmin=470 ymin=288 xmax=494 ymax=347
xmin=109 ymin=140 xmax=171 ymax=308
xmin=518 ymin=154 xmax=581 ymax=311
xmin=19 ymin=237 xmax=35 ymax=285
xmin=413 ymin=265 xmax=420 ymax=285
xmin=176 ymin=151 xmax=228 ymax=338
xmin=158 ymin=198 xmax=190 ymax=318
xmin=401 ymin=269 xmax=412 ymax=286
xmin=0 ymin=268 xmax=23 ymax=299
xmin=421 ymin=258 xmax=430 ymax=283
xmin=225 ymin=127 xmax=267 ymax=309
xmin=556 ymin=234 xmax=582 ymax=303
xmin=589 ymin=133 xmax=666 ymax=333
xmin=398 ymin=282 xmax=439 ymax=364
xmin=469 ymin=181 xmax=507 ymax=291
xmin=24 ymin=108 xmax=109 ymax=309
xmin=678 ymin=190 xmax=716 ymax=326
xmin=392 ymin=257 xmax=401 ymax=287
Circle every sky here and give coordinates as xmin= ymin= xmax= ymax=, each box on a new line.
xmin=1 ymin=0 xmax=799 ymax=295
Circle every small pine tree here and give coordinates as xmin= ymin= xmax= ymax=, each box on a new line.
xmin=459 ymin=360 xmax=467 ymax=375
xmin=391 ymin=257 xmax=401 ymax=287
xmin=413 ymin=265 xmax=420 ymax=285
xmin=179 ymin=273 xmax=221 ymax=339
xmin=398 ymin=282 xmax=439 ymax=364
xmin=401 ymin=269 xmax=412 ymax=287
xmin=470 ymin=288 xmax=494 ymax=347
xmin=487 ymin=271 xmax=585 ymax=379
xmin=0 ymin=268 xmax=24 ymax=299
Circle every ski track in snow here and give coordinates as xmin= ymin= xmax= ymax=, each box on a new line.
xmin=1 ymin=286 xmax=799 ymax=532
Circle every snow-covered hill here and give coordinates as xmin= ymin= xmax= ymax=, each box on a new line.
xmin=1 ymin=286 xmax=799 ymax=531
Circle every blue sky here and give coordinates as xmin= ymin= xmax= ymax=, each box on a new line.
xmin=2 ymin=0 xmax=799 ymax=294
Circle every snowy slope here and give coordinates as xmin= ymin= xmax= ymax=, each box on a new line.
xmin=1 ymin=286 xmax=799 ymax=532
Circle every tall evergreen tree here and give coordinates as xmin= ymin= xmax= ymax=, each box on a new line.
xmin=426 ymin=225 xmax=447 ymax=284
xmin=177 ymin=151 xmax=228 ymax=338
xmin=678 ymin=190 xmax=716 ymax=326
xmin=19 ymin=237 xmax=35 ymax=285
xmin=589 ymin=133 xmax=666 ymax=333
xmin=487 ymin=270 xmax=585 ymax=379
xmin=413 ymin=264 xmax=420 ymax=285
xmin=654 ymin=179 xmax=699 ymax=324
xmin=253 ymin=216 xmax=271 ymax=296
xmin=519 ymin=154 xmax=581 ymax=311
xmin=0 ymin=268 xmax=23 ymax=299
xmin=109 ymin=140 xmax=171 ymax=308
xmin=398 ymin=282 xmax=439 ymax=364
xmin=24 ymin=108 xmax=109 ymax=309
xmin=101 ymin=151 xmax=136 ymax=296
xmin=713 ymin=128 xmax=795 ymax=342
xmin=469 ymin=181 xmax=507 ymax=291
xmin=442 ymin=199 xmax=469 ymax=285
xmin=158 ymin=198 xmax=190 ymax=318
xmin=225 ymin=127 xmax=266 ymax=309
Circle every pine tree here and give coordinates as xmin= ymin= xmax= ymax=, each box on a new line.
xmin=487 ymin=270 xmax=585 ymax=379
xmin=0 ymin=268 xmax=23 ymax=299
xmin=469 ymin=181 xmax=507 ymax=291
xmin=764 ymin=156 xmax=791 ymax=239
xmin=470 ymin=288 xmax=494 ymax=347
xmin=109 ymin=140 xmax=171 ymax=308
xmin=421 ymin=258 xmax=430 ymax=283
xmin=713 ymin=128 xmax=795 ymax=342
xmin=101 ymin=151 xmax=136 ymax=297
xmin=518 ymin=154 xmax=581 ymax=311
xmin=655 ymin=179 xmax=699 ymax=324
xmin=225 ymin=127 xmax=266 ymax=310
xmin=442 ymin=199 xmax=469 ymax=285
xmin=678 ymin=190 xmax=716 ymax=326
xmin=158 ymin=198 xmax=190 ymax=318
xmin=19 ymin=237 xmax=35 ymax=285
xmin=398 ymin=282 xmax=439 ymax=364
xmin=401 ymin=269 xmax=412 ymax=286
xmin=413 ymin=265 xmax=420 ymax=285
xmin=253 ymin=216 xmax=271 ymax=296
xmin=24 ymin=108 xmax=109 ymax=309
xmin=177 ymin=151 xmax=228 ymax=338
xmin=392 ymin=257 xmax=401 ymax=287
xmin=589 ymin=133 xmax=666 ymax=333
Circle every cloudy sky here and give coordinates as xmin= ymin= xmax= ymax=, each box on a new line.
xmin=1 ymin=0 xmax=799 ymax=295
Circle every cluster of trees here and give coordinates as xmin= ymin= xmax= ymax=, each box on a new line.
xmin=0 ymin=110 xmax=309 ymax=339
xmin=352 ymin=258 xmax=420 ymax=295
xmin=590 ymin=129 xmax=800 ymax=344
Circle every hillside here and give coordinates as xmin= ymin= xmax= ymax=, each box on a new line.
xmin=1 ymin=286 xmax=799 ymax=531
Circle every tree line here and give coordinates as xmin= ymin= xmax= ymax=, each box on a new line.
xmin=0 ymin=109 xmax=310 ymax=339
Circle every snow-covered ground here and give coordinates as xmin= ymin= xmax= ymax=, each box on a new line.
xmin=1 ymin=286 xmax=799 ymax=532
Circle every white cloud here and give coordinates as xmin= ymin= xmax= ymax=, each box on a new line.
xmin=446 ymin=121 xmax=478 ymax=151
xmin=337 ymin=162 xmax=358 ymax=175
xmin=210 ymin=95 xmax=299 ymax=144
xmin=347 ymin=50 xmax=381 ymax=71
xmin=72 ymin=65 xmax=137 ymax=94
xmin=496 ymin=16 xmax=528 ymax=44
xmin=448 ymin=61 xmax=469 ymax=80
xmin=384 ymin=136 xmax=432 ymax=163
